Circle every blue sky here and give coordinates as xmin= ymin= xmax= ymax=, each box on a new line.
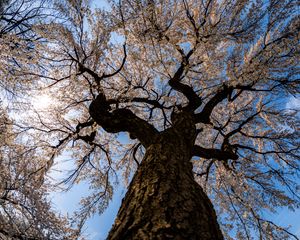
xmin=51 ymin=182 xmax=125 ymax=239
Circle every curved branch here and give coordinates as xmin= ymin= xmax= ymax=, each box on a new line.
xmin=168 ymin=49 xmax=202 ymax=111
xmin=89 ymin=93 xmax=159 ymax=147
xmin=195 ymin=84 xmax=233 ymax=123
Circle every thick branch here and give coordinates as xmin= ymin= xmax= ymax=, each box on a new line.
xmin=77 ymin=45 xmax=159 ymax=147
xmin=89 ymin=93 xmax=159 ymax=147
xmin=192 ymin=145 xmax=238 ymax=161
xmin=195 ymin=84 xmax=233 ymax=123
xmin=106 ymin=97 xmax=172 ymax=110
xmin=168 ymin=50 xmax=202 ymax=110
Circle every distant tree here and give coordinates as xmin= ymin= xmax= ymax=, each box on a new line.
xmin=8 ymin=0 xmax=300 ymax=239
xmin=0 ymin=0 xmax=44 ymax=94
xmin=0 ymin=1 xmax=80 ymax=239
xmin=0 ymin=107 xmax=78 ymax=239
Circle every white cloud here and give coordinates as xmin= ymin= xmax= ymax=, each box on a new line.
xmin=286 ymin=97 xmax=300 ymax=110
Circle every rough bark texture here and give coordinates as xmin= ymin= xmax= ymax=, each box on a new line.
xmin=107 ymin=113 xmax=223 ymax=240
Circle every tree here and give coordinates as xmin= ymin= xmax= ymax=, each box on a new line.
xmin=0 ymin=107 xmax=79 ymax=239
xmin=6 ymin=0 xmax=300 ymax=239
xmin=0 ymin=1 xmax=81 ymax=239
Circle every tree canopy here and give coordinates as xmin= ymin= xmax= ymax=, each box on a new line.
xmin=0 ymin=0 xmax=299 ymax=239
xmin=0 ymin=1 xmax=81 ymax=239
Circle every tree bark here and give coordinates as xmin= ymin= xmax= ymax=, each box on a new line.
xmin=107 ymin=127 xmax=223 ymax=240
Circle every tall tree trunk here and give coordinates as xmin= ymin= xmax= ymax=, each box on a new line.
xmin=107 ymin=127 xmax=223 ymax=240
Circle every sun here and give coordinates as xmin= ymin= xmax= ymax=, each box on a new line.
xmin=32 ymin=94 xmax=52 ymax=110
